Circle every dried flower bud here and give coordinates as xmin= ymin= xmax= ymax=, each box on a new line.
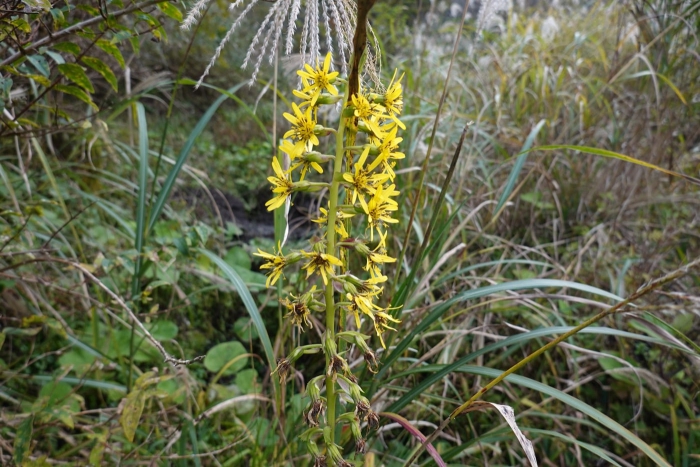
xmin=272 ymin=358 xmax=291 ymax=383
xmin=364 ymin=350 xmax=379 ymax=373
xmin=355 ymin=438 xmax=367 ymax=454
xmin=313 ymin=455 xmax=327 ymax=467
xmin=304 ymin=399 xmax=325 ymax=427
xmin=367 ymin=410 xmax=380 ymax=430
xmin=355 ymin=397 xmax=371 ymax=420
xmin=327 ymin=354 xmax=349 ymax=378
xmin=336 ymin=459 xmax=353 ymax=467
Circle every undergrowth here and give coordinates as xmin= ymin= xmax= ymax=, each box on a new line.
xmin=1 ymin=0 xmax=699 ymax=466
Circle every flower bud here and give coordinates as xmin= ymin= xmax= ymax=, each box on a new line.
xmin=367 ymin=410 xmax=380 ymax=430
xmin=355 ymin=438 xmax=367 ymax=455
xmin=313 ymin=456 xmax=327 ymax=467
xmin=271 ymin=358 xmax=291 ymax=383
xmin=355 ymin=397 xmax=371 ymax=420
xmin=304 ymin=399 xmax=325 ymax=427
xmin=364 ymin=350 xmax=379 ymax=373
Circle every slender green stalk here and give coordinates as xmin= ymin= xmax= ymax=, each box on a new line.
xmin=324 ymin=91 xmax=348 ymax=440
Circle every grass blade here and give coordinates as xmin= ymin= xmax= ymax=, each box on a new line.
xmin=198 ymin=248 xmax=281 ymax=410
xmin=493 ymin=119 xmax=546 ymax=214
xmin=376 ymin=279 xmax=623 ymax=382
xmin=147 ymin=83 xmax=247 ymax=233
xmin=380 ymin=412 xmax=447 ymax=467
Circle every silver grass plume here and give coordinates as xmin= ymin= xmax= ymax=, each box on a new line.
xmin=476 ymin=0 xmax=508 ymax=34
xmin=185 ymin=0 xmax=365 ymax=88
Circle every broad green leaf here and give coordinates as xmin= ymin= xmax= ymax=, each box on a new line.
xmin=204 ymin=341 xmax=247 ymax=375
xmin=54 ymin=84 xmax=98 ymax=111
xmin=54 ymin=42 xmax=81 ymax=56
xmin=148 ymin=320 xmax=179 ymax=341
xmin=14 ymin=415 xmax=34 ymax=464
xmin=234 ymin=317 xmax=259 ymax=341
xmin=235 ymin=368 xmax=259 ymax=394
xmin=82 ymin=56 xmax=118 ymax=91
xmin=157 ymin=2 xmax=183 ymax=21
xmin=11 ymin=18 xmax=31 ymax=33
xmin=50 ymin=8 xmax=65 ymax=27
xmin=119 ymin=389 xmax=146 ymax=442
xmin=96 ymin=39 xmax=125 ymax=68
xmin=44 ymin=50 xmax=65 ymax=65
xmin=57 ymin=64 xmax=94 ymax=93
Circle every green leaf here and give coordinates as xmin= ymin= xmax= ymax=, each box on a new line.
xmin=454 ymin=366 xmax=671 ymax=467
xmin=54 ymin=84 xmax=98 ymax=111
xmin=50 ymin=8 xmax=65 ymax=27
xmin=54 ymin=42 xmax=81 ymax=56
xmin=204 ymin=341 xmax=247 ymax=375
xmin=0 ymin=332 xmax=5 ymax=350
xmin=157 ymin=2 xmax=183 ymax=22
xmin=22 ymin=0 xmax=51 ymax=11
xmin=494 ymin=119 xmax=546 ymax=214
xmin=235 ymin=368 xmax=259 ymax=394
xmin=97 ymin=39 xmax=125 ymax=68
xmin=11 ymin=18 xmax=31 ymax=33
xmin=26 ymin=54 xmax=50 ymax=77
xmin=14 ymin=415 xmax=34 ymax=464
xmin=378 ymin=279 xmax=623 ymax=382
xmin=119 ymin=389 xmax=146 ymax=442
xmin=57 ymin=63 xmax=94 ymax=93
xmin=225 ymin=246 xmax=251 ymax=270
xmin=148 ymin=320 xmax=178 ymax=341
xmin=147 ymin=83 xmax=248 ymax=233
xmin=82 ymin=56 xmax=118 ymax=92
xmin=234 ymin=317 xmax=259 ymax=341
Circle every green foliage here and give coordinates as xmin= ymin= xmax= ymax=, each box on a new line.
xmin=1 ymin=0 xmax=699 ymax=466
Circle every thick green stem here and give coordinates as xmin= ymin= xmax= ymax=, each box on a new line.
xmin=325 ymin=92 xmax=348 ymax=441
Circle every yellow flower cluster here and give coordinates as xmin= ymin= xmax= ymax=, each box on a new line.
xmin=255 ymin=52 xmax=405 ymax=349
xmin=255 ymin=51 xmax=406 ymax=466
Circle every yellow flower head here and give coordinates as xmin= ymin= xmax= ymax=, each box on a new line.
xmin=297 ymin=52 xmax=339 ymax=106
xmin=346 ymin=288 xmax=382 ymax=329
xmin=352 ymin=93 xmax=386 ymax=137
xmin=265 ymin=157 xmax=294 ymax=211
xmin=283 ymin=295 xmax=313 ymax=330
xmin=343 ymin=145 xmax=389 ymax=214
xmin=302 ymin=251 xmax=343 ymax=286
xmin=289 ymin=153 xmax=324 ymax=181
xmin=254 ymin=242 xmax=287 ymax=287
xmin=365 ymin=236 xmax=396 ymax=278
xmin=368 ymin=125 xmax=405 ymax=180
xmin=313 ymin=203 xmax=355 ymax=239
xmin=374 ymin=310 xmax=401 ymax=349
xmin=366 ymin=184 xmax=399 ymax=241
xmin=283 ymin=102 xmax=320 ymax=156
xmin=382 ymin=70 xmax=405 ymax=128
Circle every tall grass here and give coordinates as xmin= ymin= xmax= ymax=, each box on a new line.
xmin=1 ymin=0 xmax=699 ymax=466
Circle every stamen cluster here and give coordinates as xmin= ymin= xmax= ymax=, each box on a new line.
xmin=255 ymin=52 xmax=405 ymax=465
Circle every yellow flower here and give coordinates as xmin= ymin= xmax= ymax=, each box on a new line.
xmin=351 ymin=93 xmax=386 ymax=137
xmin=373 ymin=310 xmax=401 ymax=349
xmin=382 ymin=70 xmax=405 ymax=129
xmin=290 ymin=154 xmax=324 ymax=181
xmin=368 ymin=126 xmax=405 ymax=180
xmin=365 ymin=234 xmax=396 ymax=278
xmin=366 ymin=184 xmax=399 ymax=241
xmin=297 ymin=52 xmax=339 ymax=106
xmin=343 ymin=146 xmax=389 ymax=214
xmin=265 ymin=157 xmax=294 ymax=211
xmin=254 ymin=242 xmax=287 ymax=287
xmin=313 ymin=203 xmax=355 ymax=239
xmin=302 ymin=251 xmax=343 ymax=285
xmin=283 ymin=295 xmax=313 ymax=330
xmin=283 ymin=102 xmax=320 ymax=156
xmin=347 ymin=288 xmax=382 ymax=328
xmin=279 ymin=138 xmax=304 ymax=161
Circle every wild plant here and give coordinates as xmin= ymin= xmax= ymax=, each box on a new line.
xmin=252 ymin=49 xmax=405 ymax=465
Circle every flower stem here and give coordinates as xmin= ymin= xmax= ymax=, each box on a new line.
xmin=325 ymin=88 xmax=349 ymax=441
